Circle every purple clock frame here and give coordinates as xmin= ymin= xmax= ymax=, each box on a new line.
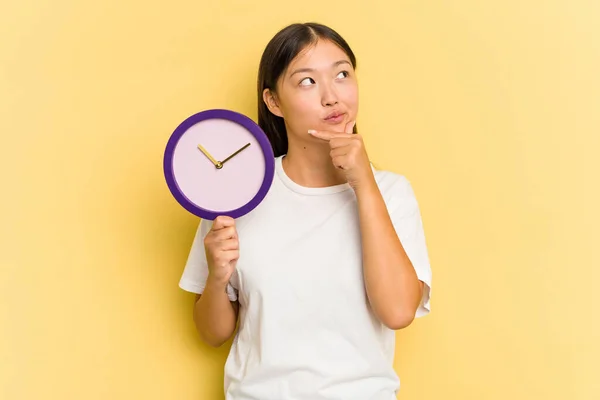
xmin=163 ymin=109 xmax=275 ymax=220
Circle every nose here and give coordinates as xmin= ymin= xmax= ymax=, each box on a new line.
xmin=321 ymin=83 xmax=339 ymax=107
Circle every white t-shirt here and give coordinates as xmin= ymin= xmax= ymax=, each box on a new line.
xmin=179 ymin=155 xmax=432 ymax=400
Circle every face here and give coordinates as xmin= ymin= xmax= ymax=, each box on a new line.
xmin=263 ymin=39 xmax=358 ymax=138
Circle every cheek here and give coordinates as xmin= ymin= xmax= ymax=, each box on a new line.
xmin=341 ymin=84 xmax=359 ymax=108
xmin=283 ymin=95 xmax=318 ymax=122
xmin=295 ymin=96 xmax=318 ymax=114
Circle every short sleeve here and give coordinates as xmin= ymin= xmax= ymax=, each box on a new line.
xmin=178 ymin=219 xmax=239 ymax=301
xmin=385 ymin=175 xmax=432 ymax=318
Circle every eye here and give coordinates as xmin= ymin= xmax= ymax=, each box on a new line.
xmin=336 ymin=71 xmax=349 ymax=79
xmin=299 ymin=77 xmax=315 ymax=86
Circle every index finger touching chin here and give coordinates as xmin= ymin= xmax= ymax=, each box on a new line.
xmin=308 ymin=130 xmax=331 ymax=141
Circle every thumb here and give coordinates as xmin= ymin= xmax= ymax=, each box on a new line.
xmin=345 ymin=120 xmax=356 ymax=134
xmin=212 ymin=215 xmax=235 ymax=230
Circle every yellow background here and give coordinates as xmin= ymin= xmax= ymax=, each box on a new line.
xmin=2 ymin=0 xmax=599 ymax=399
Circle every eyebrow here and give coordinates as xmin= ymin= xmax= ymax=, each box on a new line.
xmin=289 ymin=60 xmax=352 ymax=77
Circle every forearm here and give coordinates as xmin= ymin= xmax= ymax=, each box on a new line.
xmin=194 ymin=277 xmax=238 ymax=347
xmin=355 ymin=178 xmax=423 ymax=330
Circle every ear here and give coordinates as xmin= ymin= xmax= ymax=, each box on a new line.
xmin=262 ymin=88 xmax=284 ymax=118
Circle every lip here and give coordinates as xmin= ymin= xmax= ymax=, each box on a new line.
xmin=324 ymin=111 xmax=346 ymax=124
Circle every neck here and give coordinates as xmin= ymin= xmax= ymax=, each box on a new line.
xmin=282 ymin=134 xmax=347 ymax=188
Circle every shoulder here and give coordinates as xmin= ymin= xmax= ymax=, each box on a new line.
xmin=371 ymin=165 xmax=420 ymax=215
xmin=372 ymin=165 xmax=417 ymax=200
xmin=194 ymin=218 xmax=214 ymax=240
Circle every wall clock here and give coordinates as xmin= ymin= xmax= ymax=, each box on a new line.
xmin=163 ymin=109 xmax=275 ymax=220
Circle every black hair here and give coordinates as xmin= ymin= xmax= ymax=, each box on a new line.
xmin=257 ymin=22 xmax=357 ymax=157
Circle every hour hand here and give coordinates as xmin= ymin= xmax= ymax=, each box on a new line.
xmin=221 ymin=143 xmax=251 ymax=165
xmin=197 ymin=144 xmax=221 ymax=168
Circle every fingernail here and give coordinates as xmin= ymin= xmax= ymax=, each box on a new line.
xmin=308 ymin=129 xmax=316 ymax=134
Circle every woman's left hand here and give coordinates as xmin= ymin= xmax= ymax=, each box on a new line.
xmin=308 ymin=120 xmax=375 ymax=190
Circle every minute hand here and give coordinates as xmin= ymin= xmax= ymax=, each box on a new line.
xmin=221 ymin=143 xmax=251 ymax=165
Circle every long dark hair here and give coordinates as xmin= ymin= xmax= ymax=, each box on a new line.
xmin=257 ymin=22 xmax=357 ymax=157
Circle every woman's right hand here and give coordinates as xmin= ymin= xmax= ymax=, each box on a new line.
xmin=204 ymin=216 xmax=239 ymax=287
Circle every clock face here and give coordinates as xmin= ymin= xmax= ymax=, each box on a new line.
xmin=163 ymin=109 xmax=275 ymax=220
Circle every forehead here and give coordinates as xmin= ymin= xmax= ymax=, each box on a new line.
xmin=287 ymin=39 xmax=350 ymax=70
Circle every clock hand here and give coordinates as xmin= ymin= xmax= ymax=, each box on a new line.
xmin=221 ymin=143 xmax=251 ymax=165
xmin=197 ymin=144 xmax=222 ymax=169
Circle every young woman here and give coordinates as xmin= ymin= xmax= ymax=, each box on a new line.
xmin=179 ymin=22 xmax=432 ymax=400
